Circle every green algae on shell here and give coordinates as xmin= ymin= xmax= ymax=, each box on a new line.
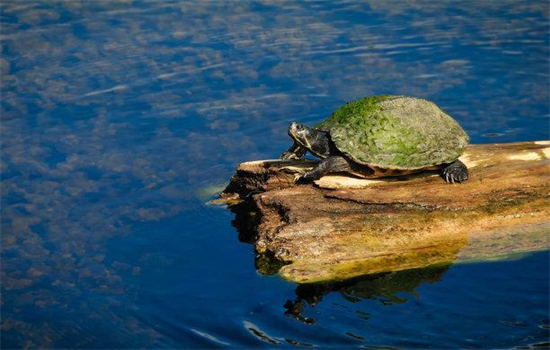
xmin=316 ymin=95 xmax=469 ymax=169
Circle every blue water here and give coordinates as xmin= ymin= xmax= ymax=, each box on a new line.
xmin=1 ymin=0 xmax=549 ymax=348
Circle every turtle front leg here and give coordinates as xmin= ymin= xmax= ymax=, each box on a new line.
xmin=280 ymin=141 xmax=307 ymax=160
xmin=440 ymin=159 xmax=468 ymax=183
xmin=299 ymin=156 xmax=351 ymax=182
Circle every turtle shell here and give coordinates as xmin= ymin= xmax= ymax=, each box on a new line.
xmin=316 ymin=95 xmax=469 ymax=169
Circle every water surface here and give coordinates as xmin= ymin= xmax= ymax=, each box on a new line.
xmin=1 ymin=0 xmax=549 ymax=348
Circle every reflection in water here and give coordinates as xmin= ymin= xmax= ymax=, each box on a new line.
xmin=1 ymin=0 xmax=549 ymax=348
xmin=283 ymin=265 xmax=450 ymax=325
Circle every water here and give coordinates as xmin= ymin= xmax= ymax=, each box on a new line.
xmin=1 ymin=0 xmax=549 ymax=348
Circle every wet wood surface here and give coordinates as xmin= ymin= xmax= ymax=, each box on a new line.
xmin=220 ymin=141 xmax=550 ymax=283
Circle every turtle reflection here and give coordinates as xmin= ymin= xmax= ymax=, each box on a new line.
xmin=283 ymin=265 xmax=450 ymax=324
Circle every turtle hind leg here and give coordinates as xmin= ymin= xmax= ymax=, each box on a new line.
xmin=440 ymin=159 xmax=468 ymax=183
xmin=299 ymin=156 xmax=351 ymax=182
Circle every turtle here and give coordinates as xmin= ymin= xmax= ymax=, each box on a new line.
xmin=280 ymin=95 xmax=469 ymax=183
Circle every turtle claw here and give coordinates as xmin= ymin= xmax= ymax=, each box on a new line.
xmin=294 ymin=174 xmax=313 ymax=184
xmin=441 ymin=160 xmax=468 ymax=184
xmin=294 ymin=171 xmax=317 ymax=184
xmin=444 ymin=171 xmax=458 ymax=184
xmin=445 ymin=172 xmax=457 ymax=184
xmin=281 ymin=151 xmax=300 ymax=161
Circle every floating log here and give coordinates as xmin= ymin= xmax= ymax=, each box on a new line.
xmin=220 ymin=141 xmax=550 ymax=283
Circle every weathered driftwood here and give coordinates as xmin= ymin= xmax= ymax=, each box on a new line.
xmin=220 ymin=141 xmax=550 ymax=283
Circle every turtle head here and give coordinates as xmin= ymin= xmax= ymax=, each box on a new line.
xmin=288 ymin=121 xmax=316 ymax=151
xmin=287 ymin=121 xmax=331 ymax=158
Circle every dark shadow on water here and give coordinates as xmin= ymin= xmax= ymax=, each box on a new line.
xmin=283 ymin=264 xmax=451 ymax=324
xmin=228 ymin=200 xmax=262 ymax=245
xmin=228 ymin=200 xmax=290 ymax=274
